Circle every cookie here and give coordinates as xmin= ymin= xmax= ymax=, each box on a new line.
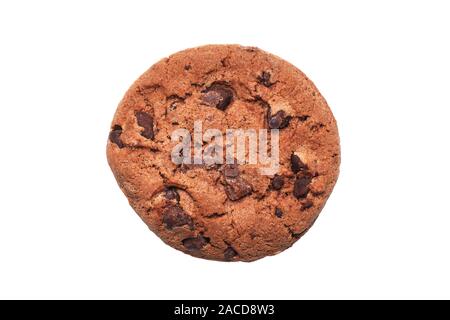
xmin=107 ymin=45 xmax=340 ymax=262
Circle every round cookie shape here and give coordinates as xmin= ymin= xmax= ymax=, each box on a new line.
xmin=107 ymin=45 xmax=340 ymax=262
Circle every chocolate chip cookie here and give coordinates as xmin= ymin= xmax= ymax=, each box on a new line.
xmin=107 ymin=45 xmax=340 ymax=262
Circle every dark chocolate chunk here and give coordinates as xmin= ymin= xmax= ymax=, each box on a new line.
xmin=222 ymin=164 xmax=252 ymax=201
xmin=268 ymin=110 xmax=291 ymax=129
xmin=164 ymin=187 xmax=180 ymax=202
xmin=271 ymin=175 xmax=284 ymax=190
xmin=205 ymin=212 xmax=226 ymax=219
xmin=298 ymin=115 xmax=310 ymax=122
xmin=223 ymin=164 xmax=240 ymax=178
xmin=162 ymin=205 xmax=193 ymax=229
xmin=202 ymin=84 xmax=233 ymax=110
xmin=301 ymin=200 xmax=313 ymax=211
xmin=293 ymin=176 xmax=312 ymax=199
xmin=291 ymin=154 xmax=307 ymax=173
xmin=136 ymin=111 xmax=155 ymax=139
xmin=109 ymin=125 xmax=124 ymax=148
xmin=257 ymin=71 xmax=275 ymax=87
xmin=182 ymin=234 xmax=209 ymax=251
xmin=224 ymin=177 xmax=252 ymax=201
xmin=224 ymin=246 xmax=238 ymax=260
xmin=310 ymin=122 xmax=325 ymax=132
xmin=275 ymin=207 xmax=283 ymax=218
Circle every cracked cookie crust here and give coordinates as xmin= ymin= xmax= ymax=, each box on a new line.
xmin=107 ymin=45 xmax=340 ymax=262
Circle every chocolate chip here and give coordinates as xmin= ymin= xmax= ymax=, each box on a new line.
xmin=271 ymin=175 xmax=284 ymax=190
xmin=293 ymin=176 xmax=312 ymax=199
xmin=223 ymin=164 xmax=240 ymax=178
xmin=310 ymin=122 xmax=325 ymax=132
xmin=206 ymin=212 xmax=226 ymax=219
xmin=109 ymin=125 xmax=124 ymax=148
xmin=184 ymin=64 xmax=192 ymax=70
xmin=162 ymin=205 xmax=193 ymax=229
xmin=268 ymin=110 xmax=291 ymax=129
xmin=224 ymin=177 xmax=252 ymax=201
xmin=164 ymin=187 xmax=180 ymax=202
xmin=298 ymin=115 xmax=310 ymax=122
xmin=202 ymin=84 xmax=233 ymax=110
xmin=224 ymin=246 xmax=238 ymax=261
xmin=135 ymin=111 xmax=154 ymax=139
xmin=255 ymin=95 xmax=270 ymax=109
xmin=221 ymin=164 xmax=252 ymax=201
xmin=257 ymin=71 xmax=275 ymax=87
xmin=182 ymin=234 xmax=209 ymax=251
xmin=275 ymin=207 xmax=283 ymax=218
xmin=291 ymin=154 xmax=307 ymax=173
xmin=301 ymin=200 xmax=313 ymax=211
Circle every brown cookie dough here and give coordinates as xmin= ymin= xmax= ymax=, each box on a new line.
xmin=106 ymin=45 xmax=340 ymax=262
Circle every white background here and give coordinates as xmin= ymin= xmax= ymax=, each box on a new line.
xmin=1 ymin=0 xmax=449 ymax=299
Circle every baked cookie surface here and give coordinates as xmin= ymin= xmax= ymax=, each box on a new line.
xmin=107 ymin=45 xmax=340 ymax=261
